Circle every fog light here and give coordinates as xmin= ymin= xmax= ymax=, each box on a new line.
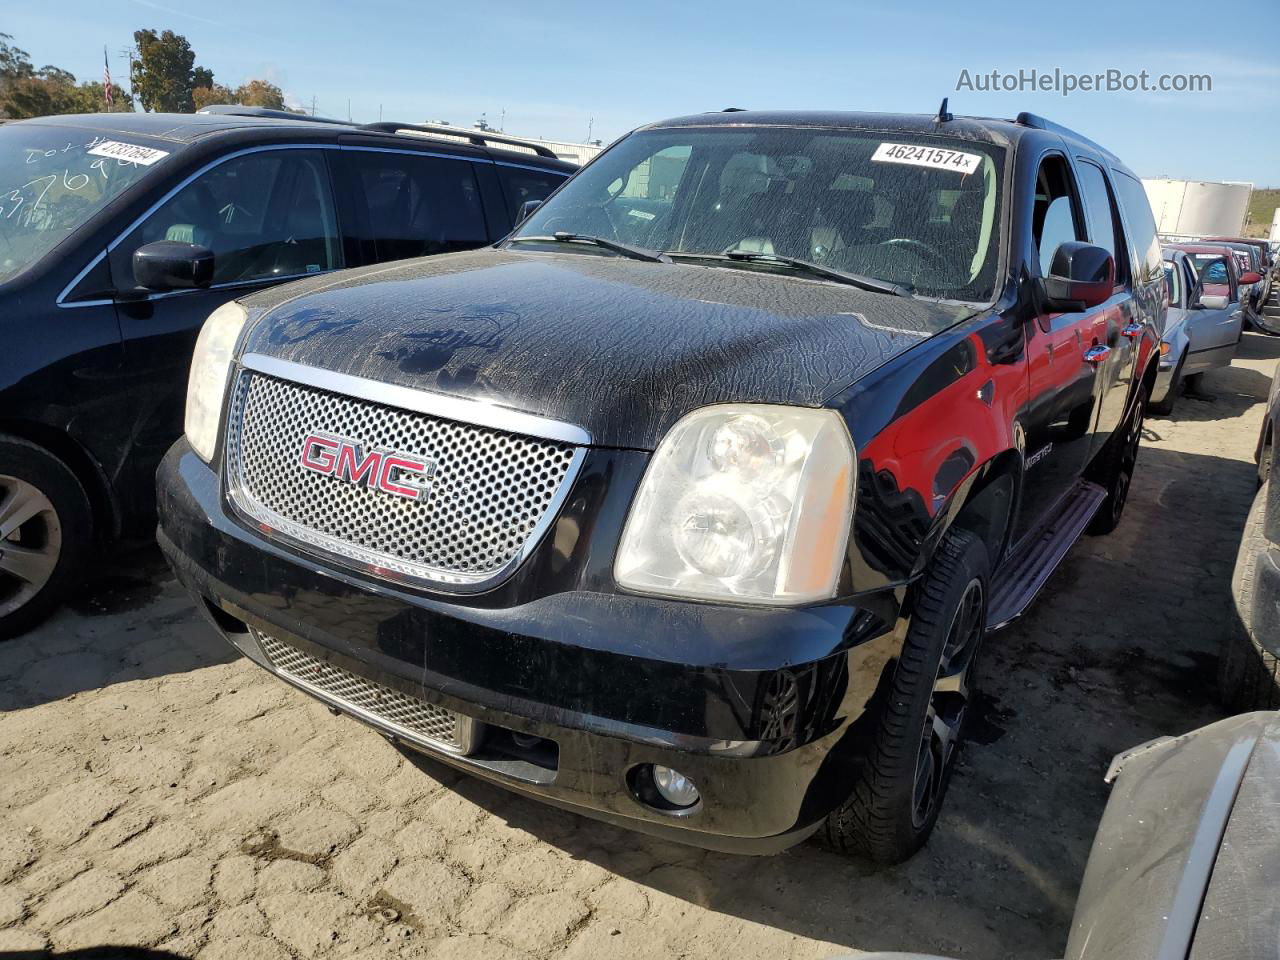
xmin=652 ymin=765 xmax=700 ymax=807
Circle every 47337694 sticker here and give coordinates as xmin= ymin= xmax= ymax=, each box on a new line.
xmin=871 ymin=142 xmax=982 ymax=175
xmin=86 ymin=140 xmax=170 ymax=167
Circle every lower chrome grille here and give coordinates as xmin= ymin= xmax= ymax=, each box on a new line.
xmin=254 ymin=631 xmax=478 ymax=755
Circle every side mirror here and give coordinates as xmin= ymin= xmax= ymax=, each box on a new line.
xmin=133 ymin=240 xmax=214 ymax=292
xmin=1043 ymin=241 xmax=1114 ymax=311
xmin=517 ymin=199 xmax=542 ymax=224
xmin=1240 ymin=271 xmax=1263 ymax=285
xmin=1199 ymin=293 xmax=1229 ymax=310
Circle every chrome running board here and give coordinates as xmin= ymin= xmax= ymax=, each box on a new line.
xmin=986 ymin=480 xmax=1107 ymax=630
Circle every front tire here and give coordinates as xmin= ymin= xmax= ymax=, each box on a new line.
xmin=0 ymin=435 xmax=93 ymax=640
xmin=822 ymin=527 xmax=989 ymax=864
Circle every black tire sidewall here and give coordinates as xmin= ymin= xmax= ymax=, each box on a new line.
xmin=826 ymin=527 xmax=989 ymax=863
xmin=1088 ymin=391 xmax=1145 ymax=535
xmin=0 ymin=436 xmax=93 ymax=640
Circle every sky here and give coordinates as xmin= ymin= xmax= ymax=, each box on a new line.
xmin=7 ymin=0 xmax=1279 ymax=186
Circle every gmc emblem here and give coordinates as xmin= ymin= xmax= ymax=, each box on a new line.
xmin=299 ymin=433 xmax=437 ymax=502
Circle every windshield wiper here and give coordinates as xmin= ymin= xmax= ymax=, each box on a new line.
xmin=510 ymin=232 xmax=670 ymax=263
xmin=687 ymin=250 xmax=909 ymax=297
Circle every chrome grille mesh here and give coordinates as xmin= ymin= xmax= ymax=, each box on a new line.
xmin=225 ymin=371 xmax=578 ymax=587
xmin=255 ymin=632 xmax=473 ymax=753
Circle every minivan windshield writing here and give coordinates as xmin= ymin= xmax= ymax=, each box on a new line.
xmin=0 ymin=125 xmax=172 ymax=284
xmin=511 ymin=126 xmax=1005 ymax=301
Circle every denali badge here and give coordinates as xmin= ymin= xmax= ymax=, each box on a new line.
xmin=299 ymin=433 xmax=437 ymax=502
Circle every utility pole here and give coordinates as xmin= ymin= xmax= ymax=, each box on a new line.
xmin=587 ymin=117 xmax=593 ymax=143
xmin=347 ymin=98 xmax=351 ymax=122
xmin=499 ymin=108 xmax=505 ymax=132
xmin=379 ymin=103 xmax=383 ymax=122
xmin=311 ymin=95 xmax=316 ymax=117
xmin=119 ymin=45 xmax=135 ymax=111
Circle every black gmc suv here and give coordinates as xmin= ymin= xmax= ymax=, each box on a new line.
xmin=158 ymin=109 xmax=1165 ymax=862
xmin=0 ymin=108 xmax=573 ymax=637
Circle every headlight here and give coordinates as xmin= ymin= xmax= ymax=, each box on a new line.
xmin=615 ymin=405 xmax=855 ymax=605
xmin=184 ymin=301 xmax=248 ymax=462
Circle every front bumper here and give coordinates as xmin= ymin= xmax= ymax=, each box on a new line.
xmin=157 ymin=441 xmax=905 ymax=854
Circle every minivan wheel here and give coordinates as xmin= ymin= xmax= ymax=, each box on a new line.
xmin=0 ymin=435 xmax=92 ymax=640
xmin=821 ymin=527 xmax=988 ymax=864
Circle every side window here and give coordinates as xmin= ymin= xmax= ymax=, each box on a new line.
xmin=347 ymin=151 xmax=488 ymax=264
xmin=1111 ymin=170 xmax=1162 ymax=286
xmin=115 ymin=150 xmax=340 ymax=286
xmin=496 ymin=166 xmax=567 ymax=223
xmin=1031 ymin=155 xmax=1084 ymax=277
xmin=1074 ymin=160 xmax=1127 ymax=284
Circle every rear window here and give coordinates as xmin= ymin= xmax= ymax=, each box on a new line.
xmin=495 ymin=166 xmax=568 ymax=224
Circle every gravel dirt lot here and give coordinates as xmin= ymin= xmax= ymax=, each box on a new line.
xmin=2 ymin=333 xmax=1277 ymax=960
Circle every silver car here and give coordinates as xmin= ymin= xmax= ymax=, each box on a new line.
xmin=1151 ymin=247 xmax=1243 ymax=414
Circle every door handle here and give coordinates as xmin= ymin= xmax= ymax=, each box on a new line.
xmin=1084 ymin=344 xmax=1111 ymax=364
xmin=1122 ymin=322 xmax=1144 ymax=339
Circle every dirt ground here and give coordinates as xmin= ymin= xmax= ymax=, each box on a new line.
xmin=2 ymin=333 xmax=1277 ymax=960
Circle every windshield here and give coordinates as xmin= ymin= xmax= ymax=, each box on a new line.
xmin=511 ymin=126 xmax=1005 ymax=301
xmin=0 ymin=124 xmax=174 ymax=284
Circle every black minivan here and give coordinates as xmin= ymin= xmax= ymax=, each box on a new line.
xmin=0 ymin=109 xmax=574 ymax=637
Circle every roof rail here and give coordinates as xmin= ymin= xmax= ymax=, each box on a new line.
xmin=358 ymin=122 xmax=559 ymax=159
xmin=1014 ymin=111 xmax=1118 ymax=161
xmin=195 ymin=104 xmax=350 ymax=125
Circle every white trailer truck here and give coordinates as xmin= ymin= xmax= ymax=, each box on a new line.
xmin=1142 ymin=178 xmax=1253 ymax=239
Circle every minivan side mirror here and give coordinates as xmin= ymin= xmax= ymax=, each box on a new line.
xmin=1043 ymin=241 xmax=1114 ymax=311
xmin=1240 ymin=271 xmax=1262 ymax=285
xmin=133 ymin=240 xmax=215 ymax=292
xmin=517 ymin=199 xmax=542 ymax=223
xmin=1198 ymin=293 xmax=1230 ymax=311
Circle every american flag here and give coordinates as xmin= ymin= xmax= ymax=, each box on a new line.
xmin=103 ymin=47 xmax=113 ymax=110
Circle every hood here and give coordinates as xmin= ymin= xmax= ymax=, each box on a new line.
xmin=239 ymin=249 xmax=973 ymax=449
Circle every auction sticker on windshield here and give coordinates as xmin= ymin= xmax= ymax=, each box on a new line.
xmin=87 ymin=141 xmax=170 ymax=166
xmin=871 ymin=142 xmax=981 ymax=175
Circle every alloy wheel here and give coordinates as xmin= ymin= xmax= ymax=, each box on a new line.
xmin=911 ymin=577 xmax=985 ymax=828
xmin=0 ymin=475 xmax=62 ymax=618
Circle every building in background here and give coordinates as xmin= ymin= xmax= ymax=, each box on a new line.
xmin=1142 ymin=178 xmax=1253 ymax=239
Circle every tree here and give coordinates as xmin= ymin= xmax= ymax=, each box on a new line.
xmin=0 ymin=33 xmax=132 ymax=118
xmin=233 ymin=79 xmax=286 ymax=110
xmin=0 ymin=34 xmax=34 ymax=81
xmin=131 ymin=29 xmax=210 ymax=113
xmin=192 ymin=82 xmax=235 ymax=111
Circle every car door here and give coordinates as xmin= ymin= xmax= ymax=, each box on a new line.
xmin=1185 ymin=256 xmax=1244 ymax=369
xmin=108 ymin=146 xmax=343 ymax=504
xmin=1163 ymin=255 xmax=1190 ymax=346
xmin=1084 ymin=165 xmax=1148 ymax=452
xmin=1015 ymin=152 xmax=1110 ymax=540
